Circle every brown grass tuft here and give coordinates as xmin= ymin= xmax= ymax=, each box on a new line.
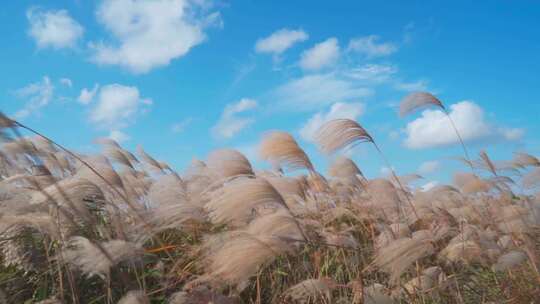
xmin=399 ymin=92 xmax=444 ymax=117
xmin=207 ymin=149 xmax=253 ymax=178
xmin=259 ymin=131 xmax=313 ymax=171
xmin=314 ymin=119 xmax=373 ymax=154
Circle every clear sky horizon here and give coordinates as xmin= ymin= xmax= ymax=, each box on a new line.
xmin=2 ymin=0 xmax=539 ymax=188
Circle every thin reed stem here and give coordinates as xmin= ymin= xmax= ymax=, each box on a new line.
xmin=443 ymin=108 xmax=475 ymax=173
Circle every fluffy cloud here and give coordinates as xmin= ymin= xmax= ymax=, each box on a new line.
xmin=421 ymin=181 xmax=439 ymax=192
xmin=404 ymin=101 xmax=524 ymax=149
xmin=347 ymin=35 xmax=397 ymax=57
xmin=255 ymin=28 xmax=308 ymax=55
xmin=300 ymin=102 xmax=365 ymax=142
xmin=90 ymin=84 xmax=152 ymax=129
xmin=418 ymin=160 xmax=440 ymax=175
xmin=77 ymin=84 xmax=99 ymax=105
xmin=60 ymin=78 xmax=73 ymax=87
xmin=394 ymin=79 xmax=429 ymax=92
xmin=91 ymin=0 xmax=221 ymax=73
xmin=344 ymin=64 xmax=397 ymax=83
xmin=212 ymin=98 xmax=257 ymax=139
xmin=273 ymin=73 xmax=372 ymax=111
xmin=14 ymin=76 xmax=54 ymax=119
xmin=171 ymin=118 xmax=193 ymax=133
xmin=300 ymin=37 xmax=340 ymax=70
xmin=26 ymin=8 xmax=83 ymax=49
xmin=380 ymin=166 xmax=394 ymax=176
xmin=499 ymin=128 xmax=525 ymax=141
xmin=108 ymin=130 xmax=130 ymax=142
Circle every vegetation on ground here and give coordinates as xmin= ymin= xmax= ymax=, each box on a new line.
xmin=0 ymin=92 xmax=539 ymax=303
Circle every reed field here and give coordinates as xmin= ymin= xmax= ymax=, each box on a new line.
xmin=0 ymin=92 xmax=539 ymax=303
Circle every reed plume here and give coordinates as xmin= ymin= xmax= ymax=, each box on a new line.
xmin=60 ymin=237 xmax=143 ymax=278
xmin=206 ymin=148 xmax=253 ymax=178
xmin=1 ymin=110 xmax=540 ymax=303
xmin=399 ymin=92 xmax=445 ymax=117
xmin=259 ymin=131 xmax=314 ymax=171
xmin=328 ymin=156 xmax=364 ymax=180
xmin=283 ymin=278 xmax=336 ymax=303
xmin=205 ymin=177 xmax=288 ymax=226
xmin=314 ymin=119 xmax=373 ymax=154
xmin=512 ymin=152 xmax=540 ymax=169
xmin=523 ymin=168 xmax=540 ymax=189
xmin=369 ymin=235 xmax=435 ymax=284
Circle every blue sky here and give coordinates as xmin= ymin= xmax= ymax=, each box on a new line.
xmin=2 ymin=0 xmax=540 ymax=187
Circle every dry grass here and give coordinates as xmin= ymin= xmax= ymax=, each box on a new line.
xmin=399 ymin=91 xmax=445 ymax=117
xmin=0 ymin=111 xmax=539 ymax=303
xmin=259 ymin=131 xmax=313 ymax=172
xmin=314 ymin=119 xmax=373 ymax=154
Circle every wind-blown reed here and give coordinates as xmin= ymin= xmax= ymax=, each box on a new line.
xmin=399 ymin=92 xmax=445 ymax=117
xmin=0 ymin=110 xmax=539 ymax=303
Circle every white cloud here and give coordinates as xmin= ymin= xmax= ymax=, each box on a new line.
xmin=403 ymin=22 xmax=415 ymax=44
xmin=91 ymin=0 xmax=221 ymax=73
xmin=90 ymin=84 xmax=152 ymax=129
xmin=499 ymin=127 xmax=525 ymax=141
xmin=421 ymin=181 xmax=439 ymax=192
xmin=404 ymin=101 xmax=524 ymax=149
xmin=230 ymin=61 xmax=256 ymax=88
xmin=171 ymin=117 xmax=193 ymax=133
xmin=418 ymin=160 xmax=440 ymax=175
xmin=108 ymin=130 xmax=130 ymax=142
xmin=26 ymin=7 xmax=83 ymax=49
xmin=14 ymin=76 xmax=54 ymax=119
xmin=344 ymin=64 xmax=397 ymax=83
xmin=389 ymin=130 xmax=401 ymax=140
xmin=273 ymin=73 xmax=372 ymax=111
xmin=300 ymin=102 xmax=365 ymax=142
xmin=212 ymin=98 xmax=257 ymax=139
xmin=255 ymin=28 xmax=308 ymax=55
xmin=347 ymin=35 xmax=397 ymax=57
xmin=380 ymin=166 xmax=394 ymax=176
xmin=60 ymin=78 xmax=72 ymax=87
xmin=394 ymin=79 xmax=429 ymax=92
xmin=77 ymin=84 xmax=100 ymax=105
xmin=299 ymin=37 xmax=340 ymax=70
